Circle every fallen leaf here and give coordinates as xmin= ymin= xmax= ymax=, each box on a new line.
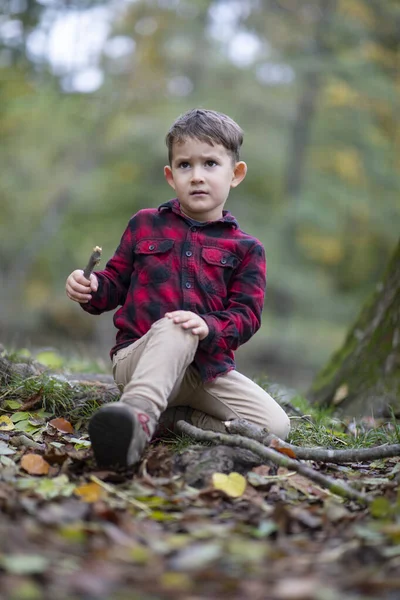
xmin=3 ymin=400 xmax=21 ymax=410
xmin=74 ymin=482 xmax=105 ymax=503
xmin=161 ymin=572 xmax=192 ymax=592
xmin=0 ymin=440 xmax=16 ymax=455
xmin=0 ymin=554 xmax=49 ymax=575
xmin=370 ymin=496 xmax=392 ymax=518
xmin=10 ymin=412 xmax=31 ymax=423
xmin=270 ymin=438 xmax=297 ymax=458
xmin=273 ymin=576 xmax=321 ymax=599
xmin=35 ymin=475 xmax=75 ymax=500
xmin=169 ymin=542 xmax=222 ymax=570
xmin=286 ymin=474 xmax=329 ymax=499
xmin=20 ymin=389 xmax=44 ymax=411
xmin=70 ymin=437 xmax=91 ymax=448
xmin=0 ymin=416 xmax=15 ymax=431
xmin=212 ymin=472 xmax=246 ymax=498
xmin=20 ymin=453 xmax=50 ymax=475
xmin=49 ymin=417 xmax=74 ymax=434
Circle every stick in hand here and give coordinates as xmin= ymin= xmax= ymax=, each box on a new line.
xmin=83 ymin=246 xmax=102 ymax=280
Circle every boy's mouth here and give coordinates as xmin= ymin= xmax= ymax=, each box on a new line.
xmin=190 ymin=190 xmax=208 ymax=195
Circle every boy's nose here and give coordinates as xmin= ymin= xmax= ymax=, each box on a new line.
xmin=191 ymin=167 xmax=205 ymax=183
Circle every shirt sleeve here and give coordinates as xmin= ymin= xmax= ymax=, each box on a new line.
xmin=199 ymin=242 xmax=266 ymax=354
xmin=81 ymin=217 xmax=135 ymax=315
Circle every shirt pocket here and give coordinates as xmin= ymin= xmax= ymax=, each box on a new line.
xmin=199 ymin=247 xmax=240 ymax=296
xmin=135 ymin=239 xmax=175 ymax=285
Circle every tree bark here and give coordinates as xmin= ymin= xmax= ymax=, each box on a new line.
xmin=309 ymin=239 xmax=400 ymax=416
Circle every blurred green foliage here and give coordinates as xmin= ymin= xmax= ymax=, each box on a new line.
xmin=0 ymin=0 xmax=399 ymax=387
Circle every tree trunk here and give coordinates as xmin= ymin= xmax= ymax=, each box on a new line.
xmin=283 ymin=0 xmax=336 ymax=205
xmin=309 ymin=239 xmax=400 ymax=417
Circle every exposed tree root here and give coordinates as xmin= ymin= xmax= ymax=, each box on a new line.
xmin=177 ymin=420 xmax=372 ymax=506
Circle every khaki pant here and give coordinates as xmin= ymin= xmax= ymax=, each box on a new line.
xmin=112 ymin=317 xmax=290 ymax=439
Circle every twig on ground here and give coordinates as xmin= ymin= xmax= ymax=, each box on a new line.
xmin=10 ymin=435 xmax=45 ymax=451
xmin=226 ymin=419 xmax=400 ymax=464
xmin=176 ymin=420 xmax=372 ymax=506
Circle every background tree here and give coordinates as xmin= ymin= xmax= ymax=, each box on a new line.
xmin=309 ymin=238 xmax=400 ymax=416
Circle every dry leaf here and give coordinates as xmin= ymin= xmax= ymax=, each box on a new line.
xmin=20 ymin=389 xmax=44 ymax=411
xmin=212 ymin=472 xmax=246 ymax=498
xmin=0 ymin=415 xmax=15 ymax=431
xmin=21 ymin=453 xmax=50 ymax=475
xmin=286 ymin=474 xmax=328 ymax=499
xmin=49 ymin=418 xmax=74 ymax=434
xmin=270 ymin=439 xmax=297 ymax=458
xmin=333 ymin=383 xmax=349 ymax=405
xmin=74 ymin=482 xmax=104 ymax=503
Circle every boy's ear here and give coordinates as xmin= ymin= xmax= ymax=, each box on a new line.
xmin=164 ymin=165 xmax=176 ymax=190
xmin=231 ymin=161 xmax=247 ymax=188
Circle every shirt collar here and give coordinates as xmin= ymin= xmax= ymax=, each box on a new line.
xmin=158 ymin=198 xmax=238 ymax=229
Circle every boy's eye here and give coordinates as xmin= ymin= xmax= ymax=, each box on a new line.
xmin=178 ymin=161 xmax=190 ymax=168
xmin=206 ymin=160 xmax=217 ymax=167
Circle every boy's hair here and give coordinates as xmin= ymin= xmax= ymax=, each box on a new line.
xmin=166 ymin=108 xmax=243 ymax=164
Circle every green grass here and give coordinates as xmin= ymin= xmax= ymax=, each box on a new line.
xmin=0 ymin=371 xmax=113 ymax=423
xmin=162 ymin=433 xmax=208 ymax=451
xmin=287 ymin=395 xmax=400 ymax=449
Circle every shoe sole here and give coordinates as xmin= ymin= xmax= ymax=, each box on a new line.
xmin=88 ymin=405 xmax=135 ymax=468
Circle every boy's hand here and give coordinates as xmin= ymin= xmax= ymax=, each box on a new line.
xmin=66 ymin=270 xmax=98 ymax=304
xmin=165 ymin=311 xmax=209 ymax=340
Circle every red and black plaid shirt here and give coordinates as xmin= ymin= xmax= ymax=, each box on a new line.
xmin=82 ymin=199 xmax=266 ymax=382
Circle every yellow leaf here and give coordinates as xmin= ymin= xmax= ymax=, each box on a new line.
xmin=0 ymin=415 xmax=15 ymax=431
xmin=21 ymin=454 xmax=50 ymax=475
xmin=212 ymin=472 xmax=246 ymax=498
xmin=74 ymin=482 xmax=104 ymax=503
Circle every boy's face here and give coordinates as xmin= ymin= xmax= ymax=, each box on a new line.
xmin=164 ymin=137 xmax=247 ymax=222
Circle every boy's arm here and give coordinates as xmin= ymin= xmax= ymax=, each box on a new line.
xmin=81 ymin=218 xmax=135 ymax=315
xmin=199 ymin=242 xmax=266 ymax=353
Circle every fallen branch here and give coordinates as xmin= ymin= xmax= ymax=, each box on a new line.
xmin=226 ymin=419 xmax=400 ymax=464
xmin=176 ymin=420 xmax=372 ymax=506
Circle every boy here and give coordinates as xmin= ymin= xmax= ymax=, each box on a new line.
xmin=65 ymin=108 xmax=290 ymax=469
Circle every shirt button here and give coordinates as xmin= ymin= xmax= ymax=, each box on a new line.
xmin=221 ymin=258 xmax=227 ymax=264
xmin=186 ymin=251 xmax=193 ymax=257
xmin=185 ymin=282 xmax=192 ymax=289
xmin=191 ymin=226 xmax=197 ymax=232
xmin=149 ymin=244 xmax=155 ymax=250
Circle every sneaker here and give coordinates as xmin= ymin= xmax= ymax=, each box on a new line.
xmin=88 ymin=402 xmax=155 ymax=469
xmin=152 ymin=406 xmax=194 ymax=440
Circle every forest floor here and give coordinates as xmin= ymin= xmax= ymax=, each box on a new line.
xmin=0 ymin=350 xmax=400 ymax=600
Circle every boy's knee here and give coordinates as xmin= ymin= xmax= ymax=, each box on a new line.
xmin=151 ymin=317 xmax=198 ymax=346
xmin=272 ymin=412 xmax=290 ymax=440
